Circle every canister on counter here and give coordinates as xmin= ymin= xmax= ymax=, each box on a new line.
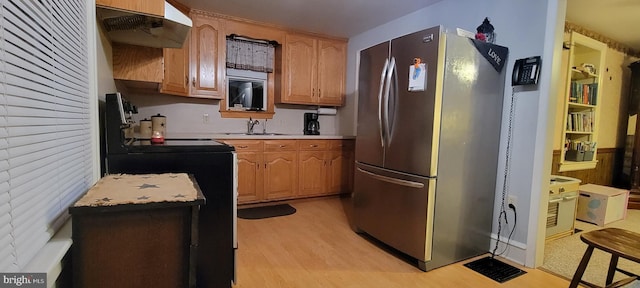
xmin=151 ymin=113 xmax=166 ymax=136
xmin=140 ymin=118 xmax=152 ymax=138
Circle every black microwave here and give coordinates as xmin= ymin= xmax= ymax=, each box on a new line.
xmin=226 ymin=69 xmax=267 ymax=111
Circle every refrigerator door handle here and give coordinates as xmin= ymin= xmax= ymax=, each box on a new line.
xmin=383 ymin=57 xmax=396 ymax=147
xmin=378 ymin=58 xmax=390 ymax=148
xmin=357 ymin=167 xmax=425 ymax=189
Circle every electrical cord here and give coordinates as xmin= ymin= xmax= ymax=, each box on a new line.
xmin=497 ymin=204 xmax=518 ymax=256
xmin=491 ymin=88 xmax=517 ymax=259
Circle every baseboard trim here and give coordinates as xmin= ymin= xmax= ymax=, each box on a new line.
xmin=489 ymin=233 xmax=528 ymax=266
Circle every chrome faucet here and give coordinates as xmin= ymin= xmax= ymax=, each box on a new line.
xmin=247 ymin=118 xmax=260 ymax=134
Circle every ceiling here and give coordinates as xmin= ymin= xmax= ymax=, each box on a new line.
xmin=176 ymin=0 xmax=639 ymax=52
xmin=176 ymin=0 xmax=442 ymax=38
xmin=565 ymin=0 xmax=639 ymax=51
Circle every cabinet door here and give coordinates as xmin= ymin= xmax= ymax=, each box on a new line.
xmin=236 ymin=152 xmax=263 ymax=204
xmin=317 ymin=39 xmax=346 ymax=106
xmin=298 ymin=151 xmax=326 ymax=197
xmin=327 ymin=150 xmax=351 ymax=194
xmin=190 ymin=14 xmax=225 ymax=99
xmin=161 ymin=34 xmax=191 ymax=96
xmin=282 ymin=34 xmax=317 ymax=104
xmin=263 ymin=152 xmax=298 ymax=200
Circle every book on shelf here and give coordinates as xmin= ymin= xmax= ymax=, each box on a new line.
xmin=566 ymin=110 xmax=594 ymax=132
xmin=569 ymin=81 xmax=598 ymax=105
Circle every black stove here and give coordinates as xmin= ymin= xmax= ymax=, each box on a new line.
xmin=102 ymin=93 xmax=236 ymax=288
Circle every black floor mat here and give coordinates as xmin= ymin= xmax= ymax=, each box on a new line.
xmin=238 ymin=204 xmax=296 ymax=220
xmin=464 ymin=256 xmax=527 ymax=283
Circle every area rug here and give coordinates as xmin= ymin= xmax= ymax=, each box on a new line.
xmin=238 ymin=204 xmax=296 ymax=220
xmin=540 ymin=209 xmax=640 ymax=287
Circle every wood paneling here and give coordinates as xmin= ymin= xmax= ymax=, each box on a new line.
xmin=551 ymin=148 xmax=624 ymax=186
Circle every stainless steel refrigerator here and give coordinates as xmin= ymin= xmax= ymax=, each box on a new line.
xmin=354 ymin=25 xmax=508 ymax=271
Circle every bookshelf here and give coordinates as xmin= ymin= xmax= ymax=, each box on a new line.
xmin=558 ymin=32 xmax=606 ymax=172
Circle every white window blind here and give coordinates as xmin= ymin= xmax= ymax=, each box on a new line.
xmin=0 ymin=0 xmax=92 ymax=271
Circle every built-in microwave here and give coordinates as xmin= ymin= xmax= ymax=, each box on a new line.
xmin=226 ymin=68 xmax=267 ymax=111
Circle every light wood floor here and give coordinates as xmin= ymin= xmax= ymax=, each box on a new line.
xmin=234 ymin=197 xmax=570 ymax=288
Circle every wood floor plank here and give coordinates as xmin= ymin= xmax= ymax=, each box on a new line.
xmin=235 ymin=197 xmax=569 ymax=287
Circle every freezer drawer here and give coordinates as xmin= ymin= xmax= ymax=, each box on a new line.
xmin=353 ymin=162 xmax=435 ymax=263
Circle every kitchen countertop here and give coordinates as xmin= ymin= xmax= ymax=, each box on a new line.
xmin=166 ymin=133 xmax=355 ymax=140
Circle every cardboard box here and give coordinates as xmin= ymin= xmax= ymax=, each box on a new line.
xmin=576 ymin=184 xmax=629 ymax=226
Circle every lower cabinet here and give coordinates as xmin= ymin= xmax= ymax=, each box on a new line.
xmin=222 ymin=139 xmax=353 ymax=204
xmin=298 ymin=140 xmax=353 ymax=197
xmin=263 ymin=140 xmax=298 ymax=200
xmin=232 ymin=140 xmax=264 ymax=203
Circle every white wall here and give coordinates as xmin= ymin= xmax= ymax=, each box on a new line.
xmin=342 ymin=0 xmax=563 ymax=267
xmin=123 ymin=93 xmax=339 ymax=136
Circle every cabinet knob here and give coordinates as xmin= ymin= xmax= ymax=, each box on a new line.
xmin=238 ymin=145 xmax=248 ymax=149
xmin=559 ymin=187 xmax=565 ymax=192
xmin=185 ymin=76 xmax=189 ymax=85
xmin=279 ymin=145 xmax=286 ymax=148
xmin=311 ymin=144 xmax=318 ymax=148
xmin=192 ymin=77 xmax=196 ymax=87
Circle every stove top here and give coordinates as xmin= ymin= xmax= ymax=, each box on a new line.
xmin=124 ymin=138 xmax=234 ymax=153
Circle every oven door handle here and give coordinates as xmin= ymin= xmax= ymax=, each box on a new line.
xmin=549 ymin=198 xmax=563 ymax=203
xmin=563 ymin=195 xmax=578 ymax=201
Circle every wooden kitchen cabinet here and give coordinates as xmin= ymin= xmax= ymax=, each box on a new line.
xmin=222 ymin=139 xmax=297 ymax=204
xmin=224 ymin=138 xmax=352 ymax=204
xmin=263 ymin=140 xmax=298 ymax=200
xmin=161 ymin=33 xmax=191 ymax=95
xmin=161 ymin=12 xmax=225 ymax=99
xmin=327 ymin=140 xmax=354 ymax=194
xmin=96 ymin=0 xmax=163 ymax=17
xmin=278 ymin=33 xmax=346 ymax=106
xmin=298 ymin=140 xmax=353 ymax=197
xmin=229 ymin=140 xmax=264 ymax=203
xmin=112 ymin=43 xmax=164 ymax=83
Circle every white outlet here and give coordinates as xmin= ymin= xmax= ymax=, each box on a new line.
xmin=203 ymin=113 xmax=209 ymax=123
xmin=508 ymin=195 xmax=517 ymax=207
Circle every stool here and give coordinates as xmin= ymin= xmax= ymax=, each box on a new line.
xmin=569 ymin=228 xmax=640 ymax=288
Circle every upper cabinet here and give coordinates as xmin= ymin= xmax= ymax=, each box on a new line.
xmin=190 ymin=13 xmax=225 ymax=98
xmin=96 ymin=0 xmax=163 ymax=16
xmin=107 ymin=7 xmax=348 ymax=110
xmin=161 ymin=12 xmax=225 ymax=99
xmin=557 ymin=31 xmax=606 ymax=172
xmin=277 ymin=33 xmax=346 ymax=106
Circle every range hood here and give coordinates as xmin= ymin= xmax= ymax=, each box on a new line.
xmin=97 ymin=1 xmax=192 ymax=49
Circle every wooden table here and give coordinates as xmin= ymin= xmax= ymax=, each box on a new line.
xmin=569 ymin=228 xmax=640 ymax=288
xmin=69 ymin=173 xmax=205 ymax=288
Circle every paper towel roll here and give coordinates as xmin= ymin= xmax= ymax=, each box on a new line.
xmin=317 ymin=107 xmax=337 ymax=115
